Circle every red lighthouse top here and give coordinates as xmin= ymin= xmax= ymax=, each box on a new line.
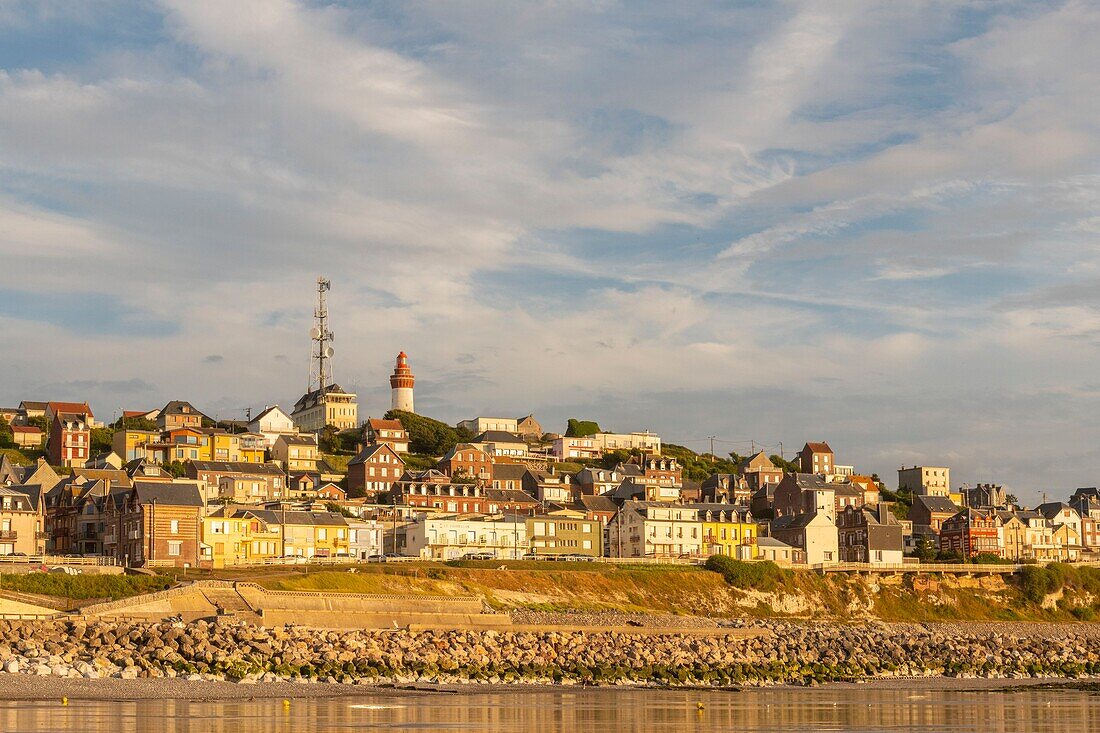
xmin=390 ymin=352 xmax=414 ymax=388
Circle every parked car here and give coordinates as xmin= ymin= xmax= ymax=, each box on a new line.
xmin=460 ymin=552 xmax=494 ymax=561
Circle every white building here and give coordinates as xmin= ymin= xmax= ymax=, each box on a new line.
xmin=405 ymin=514 xmax=529 ymax=560
xmin=347 ymin=519 xmax=385 ymax=559
xmin=608 ymin=501 xmax=703 ymax=558
xmin=898 ymin=466 xmax=951 ymax=497
xmin=592 ymin=431 xmax=662 ymax=455
xmin=458 ymin=417 xmax=519 ymax=435
xmin=247 ymin=405 xmax=299 ymax=448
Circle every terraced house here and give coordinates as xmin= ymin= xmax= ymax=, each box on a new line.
xmin=608 ymin=501 xmax=704 ymax=558
xmin=526 ymin=511 xmax=602 ymax=557
xmin=0 ymin=485 xmax=46 ymax=555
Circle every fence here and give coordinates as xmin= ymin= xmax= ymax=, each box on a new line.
xmin=0 ymin=555 xmax=120 ymax=567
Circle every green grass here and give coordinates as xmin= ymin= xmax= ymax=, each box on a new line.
xmin=0 ymin=572 xmax=174 ymax=600
xmin=0 ymin=448 xmax=33 ymax=465
xmin=321 ymin=453 xmax=351 ymax=473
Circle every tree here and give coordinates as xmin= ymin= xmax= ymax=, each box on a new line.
xmin=1006 ymin=493 xmax=1020 ymax=506
xmin=0 ymin=416 xmax=14 ymax=449
xmin=318 ymin=425 xmax=340 ymax=454
xmin=25 ymin=415 xmax=49 ymax=432
xmin=90 ymin=427 xmax=115 ymax=454
xmin=112 ymin=416 xmax=157 ymax=431
xmin=385 ymin=410 xmax=468 ymax=456
xmin=564 ymin=419 xmax=600 ymax=438
xmin=769 ymin=454 xmax=800 ymax=473
xmin=164 ymin=460 xmax=187 ymax=478
xmin=913 ymin=536 xmax=937 ymax=562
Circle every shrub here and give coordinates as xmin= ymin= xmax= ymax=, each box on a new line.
xmin=705 ymin=555 xmax=791 ymax=592
xmin=1018 ymin=564 xmax=1062 ymax=604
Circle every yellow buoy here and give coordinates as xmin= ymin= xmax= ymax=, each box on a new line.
xmin=61 ymin=697 xmax=68 ymax=706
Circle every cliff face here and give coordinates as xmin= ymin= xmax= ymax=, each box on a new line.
xmin=260 ymin=564 xmax=1100 ymax=623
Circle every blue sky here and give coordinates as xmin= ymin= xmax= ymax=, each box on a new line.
xmin=2 ymin=1 xmax=1100 ymax=501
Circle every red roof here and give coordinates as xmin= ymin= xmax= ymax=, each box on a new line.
xmin=803 ymin=441 xmax=832 ymax=453
xmin=369 ymin=418 xmax=405 ymax=431
xmin=123 ymin=410 xmax=149 ymax=418
xmin=49 ymin=401 xmax=93 ymax=418
xmin=11 ymin=425 xmax=41 ymax=434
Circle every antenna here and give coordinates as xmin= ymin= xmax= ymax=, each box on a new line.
xmin=309 ymin=277 xmax=334 ymax=395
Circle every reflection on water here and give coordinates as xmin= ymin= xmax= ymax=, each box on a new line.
xmin=0 ymin=686 xmax=1096 ymax=732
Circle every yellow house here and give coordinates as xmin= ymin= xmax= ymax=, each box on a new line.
xmin=202 ymin=508 xmax=284 ymax=567
xmin=272 ymin=435 xmax=320 ymax=473
xmin=696 ymin=504 xmax=757 ymax=560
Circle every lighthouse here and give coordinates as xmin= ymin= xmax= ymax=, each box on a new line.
xmin=389 ymin=352 xmax=415 ymax=413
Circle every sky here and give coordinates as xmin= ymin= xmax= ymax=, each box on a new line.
xmin=1 ymin=1 xmax=1099 ymax=502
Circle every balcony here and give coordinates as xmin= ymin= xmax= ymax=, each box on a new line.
xmin=0 ymin=530 xmax=17 ymax=540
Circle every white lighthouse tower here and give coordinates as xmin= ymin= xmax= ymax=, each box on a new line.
xmin=389 ymin=352 xmax=415 ymax=413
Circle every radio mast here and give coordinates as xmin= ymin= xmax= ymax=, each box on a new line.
xmin=309 ymin=276 xmax=335 ymax=394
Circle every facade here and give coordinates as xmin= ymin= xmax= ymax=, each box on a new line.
xmin=770 ymin=510 xmax=839 ymax=565
xmin=898 ymin=466 xmax=951 ymax=498
xmin=908 ymin=495 xmax=959 ymax=535
xmin=472 ymin=431 xmax=529 ymax=458
xmin=291 ymin=384 xmax=358 ymax=433
xmin=457 ymin=417 xmax=519 ymax=435
xmin=837 ymin=503 xmax=904 ymax=564
xmin=47 ymin=411 xmax=91 ymax=468
xmin=347 ymin=443 xmax=405 ymax=498
xmin=247 ymin=405 xmax=298 ymax=448
xmin=526 ymin=512 xmax=603 ymax=557
xmin=774 ymin=473 xmax=834 ymax=517
xmin=116 ymin=482 xmax=206 ymax=568
xmin=695 ymin=504 xmax=757 ymax=559
xmin=592 ymin=431 xmax=662 ymax=455
xmin=10 ymin=425 xmax=42 ymax=449
xmin=218 ymin=474 xmax=283 ymax=503
xmin=608 ymin=501 xmax=704 ymax=558
xmin=700 ymin=474 xmax=749 ymax=505
xmin=939 ymin=508 xmax=1003 ymax=558
xmin=516 ymin=415 xmax=542 ymax=439
xmin=437 ymin=443 xmax=493 ymax=485
xmin=389 ymin=352 xmax=415 ymax=413
xmin=246 ymin=508 xmax=349 ymax=558
xmin=157 ymin=400 xmax=205 ymax=431
xmin=186 ymin=461 xmax=284 ymax=502
xmin=272 ymin=434 xmax=320 ymax=473
xmin=347 ymin=519 xmax=384 ymax=559
xmin=365 ymin=418 xmax=410 ymax=453
xmin=797 ymin=442 xmax=834 ymax=475
xmin=574 ymin=467 xmax=622 ymax=496
xmin=0 ymin=485 xmax=46 ymax=555
xmin=962 ymin=483 xmax=1008 ymax=509
xmin=738 ymin=451 xmax=783 ymax=494
xmin=756 ymin=536 xmax=795 ymax=565
xmin=552 ymin=436 xmax=601 ymax=461
xmin=406 ymin=514 xmax=529 ymax=560
xmin=998 ymin=511 xmax=1056 ymax=561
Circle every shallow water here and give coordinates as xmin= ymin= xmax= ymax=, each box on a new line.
xmin=0 ymin=686 xmax=1097 ymax=732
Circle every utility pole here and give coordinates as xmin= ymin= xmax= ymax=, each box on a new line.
xmin=708 ymin=436 xmax=716 ymax=463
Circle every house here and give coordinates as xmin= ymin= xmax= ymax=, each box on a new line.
xmin=627 ymin=454 xmax=682 ymax=487
xmin=1 ymin=458 xmax=59 ymax=492
xmin=769 ymin=477 xmax=838 ymax=565
xmin=316 ymin=483 xmax=346 ymax=501
xmin=574 ymin=467 xmax=621 ymax=496
xmin=395 ymin=470 xmax=492 ymax=513
xmin=157 ymin=400 xmax=206 ymax=431
xmin=10 ymin=425 xmax=42 ymax=449
xmin=526 ymin=511 xmax=603 ymax=557
xmin=112 ymin=429 xmax=166 ymax=464
xmin=750 ymin=483 xmax=779 ymax=516
xmin=365 ymin=418 xmax=410 ymax=453
xmin=797 ymin=442 xmax=834 ymax=475
xmin=216 ymin=473 xmax=280 ymax=503
xmin=0 ymin=407 xmax=23 ymax=425
xmin=962 ymin=483 xmax=1008 ymax=509
xmin=347 ymin=518 xmax=384 ymax=559
xmin=115 ymin=482 xmax=207 ymax=568
xmin=45 ymin=401 xmax=95 ymax=426
xmin=457 ymin=417 xmax=518 ymax=435
xmin=939 ymin=508 xmax=1003 ymax=558
xmin=755 ymin=536 xmax=795 ymax=565
xmin=848 ymin=475 xmax=881 ymax=506
xmin=186 ymin=461 xmax=285 ymax=502
xmin=347 ymin=443 xmax=405 ymax=498
xmin=290 ymin=384 xmax=358 ymax=433
xmin=247 ymin=405 xmax=298 ymax=448
xmin=737 ymin=451 xmax=783 ymax=494
xmin=522 ymin=468 xmax=573 ymax=504
xmin=608 ymin=501 xmax=704 ymax=558
xmin=490 ymin=463 xmax=530 ymax=493
xmin=573 ymin=494 xmax=619 ymax=526
xmin=405 ymin=513 xmax=530 ymax=560
xmin=552 ymin=436 xmax=601 ymax=461
xmin=516 ymin=415 xmax=542 ymax=440
xmin=769 ymin=511 xmax=839 ymax=566
xmin=0 ymin=485 xmax=47 ymax=555
xmin=773 ymin=473 xmax=834 ymax=517
xmin=908 ymin=495 xmax=959 ymax=536
xmin=592 ymin=431 xmax=662 ymax=455
xmin=241 ymin=507 xmax=350 ymax=558
xmin=837 ymin=503 xmax=904 ymax=564
xmin=18 ymin=401 xmax=48 ymax=423
xmin=47 ymin=411 xmax=91 ymax=468
xmin=694 ymin=503 xmax=757 ymax=559
xmin=898 ymin=466 xmax=951 ymax=498
xmin=1037 ymin=502 xmax=1082 ymax=538
xmin=471 ymin=431 xmax=528 ymax=459
xmin=998 ymin=511 xmax=1057 ymax=562
xmin=201 ymin=507 xmax=274 ymax=568
xmin=437 ymin=443 xmax=493 ymax=485
xmin=272 ymin=434 xmax=320 ymax=473
xmin=83 ymin=451 xmax=123 ymax=470
xmin=287 ymin=473 xmax=320 ymax=500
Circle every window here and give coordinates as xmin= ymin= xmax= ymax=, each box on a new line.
xmin=170 ymin=520 xmax=179 ymax=534
xmin=167 ymin=541 xmax=182 ymax=557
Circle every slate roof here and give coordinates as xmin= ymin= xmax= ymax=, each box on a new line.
xmin=131 ymin=481 xmax=205 ymax=507
xmin=473 ymin=430 xmax=526 ymax=444
xmin=190 ymin=461 xmax=285 ymax=476
xmin=348 ymin=443 xmax=402 ymax=466
xmin=913 ymin=495 xmax=959 ymax=514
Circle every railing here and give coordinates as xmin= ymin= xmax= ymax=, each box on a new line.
xmin=811 ymin=561 xmax=1021 ymax=573
xmin=0 ymin=530 xmax=17 ymax=540
xmin=0 ymin=555 xmax=120 ymax=566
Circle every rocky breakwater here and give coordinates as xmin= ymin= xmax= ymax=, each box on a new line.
xmin=0 ymin=619 xmax=1097 ymax=687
